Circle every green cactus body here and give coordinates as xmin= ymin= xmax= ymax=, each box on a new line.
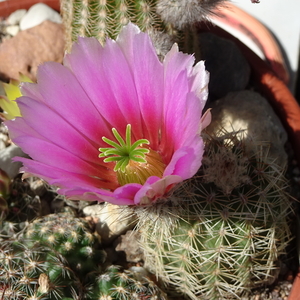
xmin=136 ymin=134 xmax=292 ymax=299
xmin=23 ymin=213 xmax=106 ymax=278
xmin=92 ymin=265 xmax=167 ymax=300
xmin=61 ymin=0 xmax=166 ymax=51
xmin=0 ymin=213 xmax=107 ymax=299
xmin=0 ymin=240 xmax=78 ymax=299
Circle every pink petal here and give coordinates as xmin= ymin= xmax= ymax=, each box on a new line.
xmin=64 ymin=36 xmax=144 ymax=142
xmin=190 ymin=60 xmax=210 ymax=104
xmin=14 ymin=97 xmax=105 ymax=165
xmin=134 ymin=175 xmax=182 ymax=204
xmin=15 ymin=157 xmax=116 ymax=190
xmin=33 ymin=62 xmax=112 ymax=144
xmin=13 ymin=136 xmax=115 ymax=182
xmin=61 ymin=188 xmax=134 ymax=205
xmin=116 ymin=23 xmax=165 ymax=148
xmin=199 ymin=108 xmax=212 ymax=132
xmin=164 ymin=137 xmax=204 ymax=179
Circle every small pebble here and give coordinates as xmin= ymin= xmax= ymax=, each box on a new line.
xmin=5 ymin=25 xmax=19 ymax=36
xmin=7 ymin=9 xmax=27 ymax=25
xmin=19 ymin=3 xmax=62 ymax=31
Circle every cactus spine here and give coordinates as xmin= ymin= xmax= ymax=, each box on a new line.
xmin=23 ymin=213 xmax=106 ymax=279
xmin=136 ymin=132 xmax=292 ymax=299
xmin=92 ymin=265 xmax=167 ymax=299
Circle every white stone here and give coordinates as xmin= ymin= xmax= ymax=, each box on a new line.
xmin=7 ymin=9 xmax=27 ymax=25
xmin=5 ymin=25 xmax=20 ymax=36
xmin=19 ymin=3 xmax=62 ymax=31
xmin=83 ymin=203 xmax=136 ymax=244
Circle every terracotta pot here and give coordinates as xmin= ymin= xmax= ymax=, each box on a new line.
xmin=289 ymin=272 xmax=300 ymax=300
xmin=0 ymin=0 xmax=60 ymax=17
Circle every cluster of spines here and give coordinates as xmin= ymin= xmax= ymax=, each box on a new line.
xmin=23 ymin=213 xmax=106 ymax=279
xmin=0 ymin=240 xmax=78 ymax=300
xmin=137 ymin=132 xmax=292 ymax=300
xmin=61 ymin=0 xmax=165 ymax=51
xmin=0 ymin=213 xmax=167 ymax=299
xmin=93 ymin=265 xmax=167 ymax=300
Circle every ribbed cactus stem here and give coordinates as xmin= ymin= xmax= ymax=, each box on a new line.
xmin=61 ymin=0 xmax=166 ymax=51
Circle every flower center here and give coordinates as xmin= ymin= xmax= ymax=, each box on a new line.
xmin=99 ymin=124 xmax=165 ymax=185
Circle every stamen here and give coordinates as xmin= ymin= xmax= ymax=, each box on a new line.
xmin=99 ymin=124 xmax=150 ymax=172
xmin=99 ymin=124 xmax=165 ymax=185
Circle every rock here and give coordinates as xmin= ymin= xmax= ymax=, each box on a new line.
xmin=7 ymin=9 xmax=27 ymax=25
xmin=206 ymin=90 xmax=287 ymax=167
xmin=19 ymin=3 xmax=62 ymax=31
xmin=0 ymin=144 xmax=27 ymax=178
xmin=5 ymin=25 xmax=19 ymax=36
xmin=83 ymin=203 xmax=136 ymax=245
xmin=198 ymin=32 xmax=251 ymax=100
xmin=0 ymin=20 xmax=65 ymax=81
xmin=114 ymin=230 xmax=144 ymax=263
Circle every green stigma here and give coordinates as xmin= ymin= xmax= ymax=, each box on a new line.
xmin=99 ymin=124 xmax=150 ymax=173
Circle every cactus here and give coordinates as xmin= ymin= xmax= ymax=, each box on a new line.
xmin=92 ymin=265 xmax=167 ymax=300
xmin=61 ymin=0 xmax=168 ymax=51
xmin=60 ymin=0 xmax=229 ymax=53
xmin=1 ymin=213 xmax=167 ymax=300
xmin=0 ymin=213 xmax=107 ymax=299
xmin=0 ymin=240 xmax=79 ymax=300
xmin=22 ymin=213 xmax=106 ymax=279
xmin=136 ymin=132 xmax=292 ymax=300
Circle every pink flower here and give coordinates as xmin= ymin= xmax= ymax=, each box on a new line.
xmin=6 ymin=23 xmax=209 ymax=205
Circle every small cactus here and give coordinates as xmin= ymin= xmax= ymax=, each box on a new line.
xmin=136 ymin=132 xmax=292 ymax=300
xmin=23 ymin=213 xmax=106 ymax=279
xmin=0 ymin=213 xmax=107 ymax=299
xmin=0 ymin=240 xmax=79 ymax=300
xmin=1 ymin=212 xmax=167 ymax=300
xmin=92 ymin=265 xmax=167 ymax=300
xmin=156 ymin=0 xmax=227 ymax=29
